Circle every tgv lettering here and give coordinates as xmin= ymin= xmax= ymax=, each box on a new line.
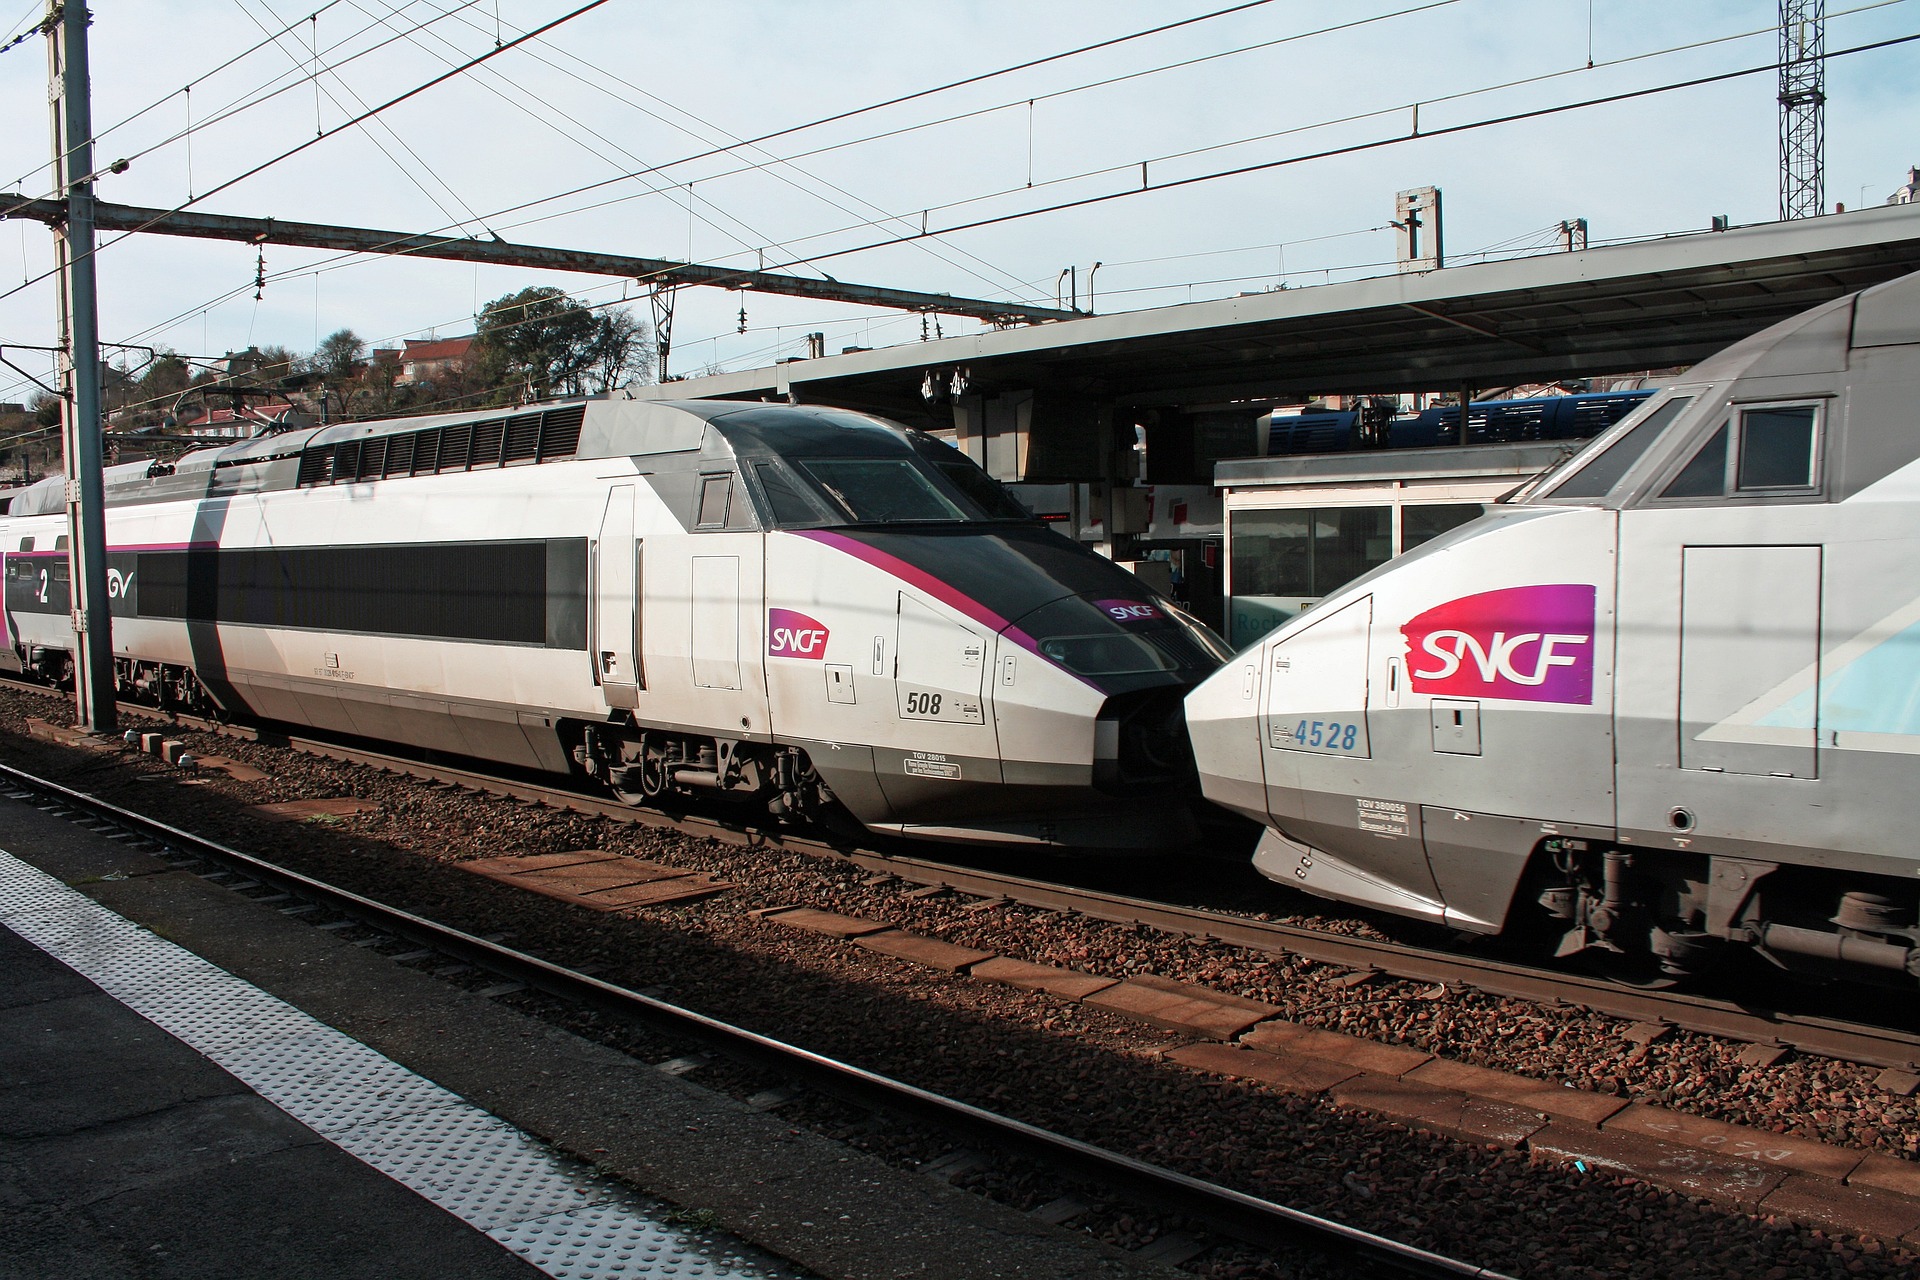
xmin=1414 ymin=630 xmax=1589 ymax=687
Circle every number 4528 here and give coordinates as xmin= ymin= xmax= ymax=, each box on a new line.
xmin=1295 ymin=720 xmax=1357 ymax=750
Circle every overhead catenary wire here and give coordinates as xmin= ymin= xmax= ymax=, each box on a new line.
xmin=37 ymin=0 xmax=1489 ymax=329
xmin=0 ymin=1 xmax=487 ymax=220
xmin=17 ymin=4 xmax=1914 ymax=396
xmin=3 ymin=0 xmax=1563 ymax=351
xmin=365 ymin=0 xmax=858 ymax=291
xmin=696 ymin=0 xmax=1911 ymax=266
xmin=411 ymin=0 xmax=1040 ymax=301
xmin=734 ymin=28 xmax=1920 ymax=280
xmin=236 ymin=0 xmax=503 ymax=240
xmin=10 ymin=0 xmax=1304 ymax=300
xmin=0 ymin=0 xmax=49 ymax=59
xmin=0 ymin=0 xmax=613 ymax=311
xmin=400 ymin=0 xmax=1466 ymax=268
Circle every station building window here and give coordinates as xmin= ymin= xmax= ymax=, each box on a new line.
xmin=1229 ymin=506 xmax=1390 ymax=644
xmin=1226 ymin=500 xmax=1488 ymax=645
xmin=1400 ymin=502 xmax=1485 ymax=551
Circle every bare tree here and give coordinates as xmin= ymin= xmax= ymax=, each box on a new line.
xmin=587 ymin=307 xmax=651 ymax=392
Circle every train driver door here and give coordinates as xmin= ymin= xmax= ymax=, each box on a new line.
xmin=1616 ymin=398 xmax=1832 ymax=846
xmin=593 ymin=485 xmax=641 ymax=709
xmin=686 ymin=471 xmax=771 ymax=737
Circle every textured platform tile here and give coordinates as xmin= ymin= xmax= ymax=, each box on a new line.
xmin=1404 ymin=1057 xmax=1627 ymax=1126
xmin=1332 ymin=1073 xmax=1552 ymax=1149
xmin=1529 ymin=1120 xmax=1788 ymax=1211
xmin=1238 ymin=1021 xmax=1434 ymax=1077
xmin=0 ymin=848 xmax=797 ymax=1280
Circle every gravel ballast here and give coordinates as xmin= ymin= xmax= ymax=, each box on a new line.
xmin=3 ymin=685 xmax=1916 ymax=1279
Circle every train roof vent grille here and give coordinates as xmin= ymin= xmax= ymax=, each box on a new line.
xmin=291 ymin=402 xmax=587 ymax=488
xmin=536 ymin=404 xmax=585 ymax=460
xmin=438 ymin=423 xmax=473 ymax=472
xmin=469 ymin=419 xmax=506 ymax=470
xmin=502 ymin=412 xmax=543 ymax=465
xmin=295 ymin=448 xmax=332 ymax=486
xmin=383 ymin=432 xmax=417 ymax=478
xmin=356 ymin=437 xmax=388 ymax=480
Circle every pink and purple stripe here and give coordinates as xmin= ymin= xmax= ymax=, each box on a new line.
xmin=794 ymin=529 xmax=1099 ymax=688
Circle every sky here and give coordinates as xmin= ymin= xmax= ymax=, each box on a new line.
xmin=0 ymin=0 xmax=1915 ymax=408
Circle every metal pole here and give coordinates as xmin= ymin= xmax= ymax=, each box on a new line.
xmin=47 ymin=1 xmax=115 ymax=733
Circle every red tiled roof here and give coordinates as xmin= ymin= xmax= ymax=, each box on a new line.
xmin=402 ymin=336 xmax=474 ymax=361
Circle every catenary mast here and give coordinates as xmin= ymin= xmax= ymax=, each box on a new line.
xmin=45 ymin=0 xmax=116 ymax=732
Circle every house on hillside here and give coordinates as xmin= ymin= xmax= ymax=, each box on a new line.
xmin=397 ymin=335 xmax=475 ymax=386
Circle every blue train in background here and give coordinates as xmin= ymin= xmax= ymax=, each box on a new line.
xmin=1266 ymin=389 xmax=1653 ymax=455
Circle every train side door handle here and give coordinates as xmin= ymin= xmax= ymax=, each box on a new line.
xmin=601 ymin=651 xmax=617 ymax=673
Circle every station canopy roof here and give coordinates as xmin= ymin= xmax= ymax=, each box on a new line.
xmin=629 ymin=203 xmax=1920 ymax=421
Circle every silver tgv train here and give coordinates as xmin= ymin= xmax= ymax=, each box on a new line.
xmin=1 ymin=398 xmax=1227 ymax=846
xmin=1188 ymin=270 xmax=1920 ymax=983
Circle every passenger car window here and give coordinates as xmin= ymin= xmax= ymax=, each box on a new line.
xmin=697 ymin=476 xmax=732 ymax=527
xmin=1737 ymin=404 xmax=1819 ymax=490
xmin=1659 ymin=423 xmax=1728 ymax=499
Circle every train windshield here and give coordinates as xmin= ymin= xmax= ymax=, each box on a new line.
xmin=1017 ymin=596 xmax=1229 ymax=677
xmin=1524 ymin=394 xmax=1695 ymax=503
xmin=797 ymin=459 xmax=968 ymax=522
xmin=715 ymin=406 xmax=1033 ymax=528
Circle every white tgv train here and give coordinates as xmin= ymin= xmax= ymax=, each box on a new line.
xmin=1189 ymin=271 xmax=1920 ymax=983
xmin=2 ymin=399 xmax=1228 ymax=847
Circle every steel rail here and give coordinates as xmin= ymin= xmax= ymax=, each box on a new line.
xmin=9 ymin=678 xmax=1920 ymax=1068
xmin=831 ymin=855 xmax=1920 ymax=1071
xmin=0 ymin=758 xmax=1504 ymax=1280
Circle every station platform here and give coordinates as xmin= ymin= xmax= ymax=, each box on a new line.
xmin=0 ymin=849 xmax=797 ymax=1280
xmin=0 ymin=787 xmax=1163 ymax=1280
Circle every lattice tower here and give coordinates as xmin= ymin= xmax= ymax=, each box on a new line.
xmin=1779 ymin=0 xmax=1826 ymax=220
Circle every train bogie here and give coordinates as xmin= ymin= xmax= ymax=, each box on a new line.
xmin=1190 ymin=271 xmax=1920 ymax=984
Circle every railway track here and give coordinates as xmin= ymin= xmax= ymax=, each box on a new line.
xmin=11 ymin=676 xmax=1916 ymax=1076
xmin=0 ymin=756 xmax=1505 ymax=1280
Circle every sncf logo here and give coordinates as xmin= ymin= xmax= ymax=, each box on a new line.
xmin=1401 ymin=584 xmax=1596 ymax=705
xmin=767 ymin=608 xmax=830 ymax=659
xmin=1096 ymin=598 xmax=1163 ymax=625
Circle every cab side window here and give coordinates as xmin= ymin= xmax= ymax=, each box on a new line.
xmin=1737 ymin=404 xmax=1819 ymax=490
xmin=696 ymin=475 xmax=732 ymax=528
xmin=1655 ymin=402 xmax=1821 ymax=501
